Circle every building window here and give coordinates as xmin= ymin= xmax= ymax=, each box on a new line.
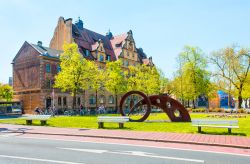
xmin=58 ymin=97 xmax=62 ymax=106
xmin=63 ymin=97 xmax=67 ymax=106
xmin=127 ymin=52 xmax=130 ymax=57
xmin=108 ymin=95 xmax=114 ymax=104
xmin=89 ymin=95 xmax=96 ymax=105
xmin=77 ymin=97 xmax=81 ymax=106
xmin=57 ymin=65 xmax=61 ymax=72
xmin=86 ymin=50 xmax=90 ymax=56
xmin=125 ymin=61 xmax=129 ymax=67
xmin=106 ymin=55 xmax=110 ymax=61
xmin=46 ymin=64 xmax=51 ymax=73
xmin=132 ymin=53 xmax=134 ymax=58
xmin=99 ymin=54 xmax=104 ymax=62
xmin=46 ymin=79 xmax=52 ymax=89
xmin=99 ymin=95 xmax=105 ymax=104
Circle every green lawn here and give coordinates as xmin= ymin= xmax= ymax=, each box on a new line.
xmin=0 ymin=113 xmax=249 ymax=137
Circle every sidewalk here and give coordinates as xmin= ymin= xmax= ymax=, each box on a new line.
xmin=1 ymin=124 xmax=250 ymax=149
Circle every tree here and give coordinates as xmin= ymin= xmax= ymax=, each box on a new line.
xmin=105 ymin=60 xmax=127 ymax=112
xmin=54 ymin=43 xmax=93 ymax=109
xmin=175 ymin=45 xmax=210 ymax=108
xmin=89 ymin=64 xmax=106 ymax=110
xmin=211 ymin=46 xmax=250 ymax=108
xmin=0 ymin=83 xmax=13 ymax=101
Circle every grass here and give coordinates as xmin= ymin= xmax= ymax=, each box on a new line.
xmin=0 ymin=113 xmax=250 ymax=137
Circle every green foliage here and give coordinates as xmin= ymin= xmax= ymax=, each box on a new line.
xmin=242 ymin=72 xmax=250 ymax=99
xmin=173 ymin=45 xmax=211 ymax=105
xmin=127 ymin=64 xmax=160 ymax=95
xmin=105 ymin=60 xmax=127 ymax=95
xmin=105 ymin=60 xmax=127 ymax=111
xmin=0 ymin=83 xmax=13 ymax=101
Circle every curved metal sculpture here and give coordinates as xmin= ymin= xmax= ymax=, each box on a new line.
xmin=119 ymin=91 xmax=191 ymax=122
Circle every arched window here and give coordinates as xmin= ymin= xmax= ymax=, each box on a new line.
xmin=99 ymin=54 xmax=104 ymax=62
xmin=108 ymin=95 xmax=114 ymax=104
xmin=89 ymin=95 xmax=96 ymax=105
xmin=99 ymin=95 xmax=105 ymax=104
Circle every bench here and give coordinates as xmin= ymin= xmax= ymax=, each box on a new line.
xmin=24 ymin=115 xmax=51 ymax=125
xmin=192 ymin=119 xmax=239 ymax=134
xmin=97 ymin=116 xmax=129 ymax=128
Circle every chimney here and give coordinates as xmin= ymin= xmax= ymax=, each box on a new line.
xmin=75 ymin=17 xmax=83 ymax=30
xmin=37 ymin=41 xmax=42 ymax=47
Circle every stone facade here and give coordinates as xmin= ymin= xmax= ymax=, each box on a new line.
xmin=12 ymin=17 xmax=153 ymax=114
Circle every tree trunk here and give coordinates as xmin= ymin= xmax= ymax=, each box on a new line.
xmin=83 ymin=90 xmax=86 ymax=109
xmin=248 ymin=98 xmax=250 ymax=109
xmin=187 ymin=99 xmax=190 ymax=108
xmin=95 ymin=90 xmax=98 ymax=111
xmin=244 ymin=99 xmax=248 ymax=108
xmin=115 ymin=93 xmax=118 ymax=113
xmin=73 ymin=90 xmax=76 ymax=110
xmin=238 ymin=85 xmax=243 ymax=109
xmin=193 ymin=99 xmax=196 ymax=109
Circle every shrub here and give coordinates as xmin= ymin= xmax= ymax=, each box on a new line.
xmin=237 ymin=108 xmax=246 ymax=113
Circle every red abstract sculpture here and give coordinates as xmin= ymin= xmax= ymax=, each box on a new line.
xmin=119 ymin=91 xmax=191 ymax=122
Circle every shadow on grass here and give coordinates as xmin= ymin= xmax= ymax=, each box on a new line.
xmin=199 ymin=131 xmax=246 ymax=136
xmin=98 ymin=127 xmax=132 ymax=130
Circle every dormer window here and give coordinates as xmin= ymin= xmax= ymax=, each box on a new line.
xmin=115 ymin=43 xmax=122 ymax=47
xmin=57 ymin=65 xmax=61 ymax=72
xmin=86 ymin=50 xmax=90 ymax=56
xmin=106 ymin=55 xmax=110 ymax=61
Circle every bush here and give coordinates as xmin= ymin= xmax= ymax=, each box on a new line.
xmin=192 ymin=108 xmax=206 ymax=113
xmin=237 ymin=108 xmax=246 ymax=113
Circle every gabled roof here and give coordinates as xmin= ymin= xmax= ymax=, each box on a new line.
xmin=110 ymin=33 xmax=128 ymax=59
xmin=13 ymin=41 xmax=62 ymax=63
xmin=72 ymin=24 xmax=117 ymax=61
xmin=30 ymin=43 xmax=62 ymax=58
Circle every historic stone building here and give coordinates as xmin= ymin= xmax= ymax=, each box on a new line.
xmin=12 ymin=17 xmax=153 ymax=114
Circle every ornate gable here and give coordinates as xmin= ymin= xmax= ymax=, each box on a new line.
xmin=123 ymin=30 xmax=136 ymax=52
xmin=97 ymin=39 xmax=105 ymax=53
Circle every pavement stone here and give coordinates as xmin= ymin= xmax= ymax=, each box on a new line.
xmin=0 ymin=123 xmax=250 ymax=149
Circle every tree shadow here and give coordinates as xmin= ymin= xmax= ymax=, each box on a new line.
xmin=98 ymin=127 xmax=132 ymax=130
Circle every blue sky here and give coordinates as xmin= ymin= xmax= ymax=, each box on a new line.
xmin=0 ymin=0 xmax=250 ymax=83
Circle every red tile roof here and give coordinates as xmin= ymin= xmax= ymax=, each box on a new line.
xmin=72 ymin=23 xmax=152 ymax=65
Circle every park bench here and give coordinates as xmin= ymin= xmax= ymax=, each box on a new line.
xmin=192 ymin=119 xmax=239 ymax=134
xmin=24 ymin=115 xmax=51 ymax=125
xmin=97 ymin=116 xmax=129 ymax=128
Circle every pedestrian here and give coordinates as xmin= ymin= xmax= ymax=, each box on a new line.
xmin=34 ymin=107 xmax=41 ymax=115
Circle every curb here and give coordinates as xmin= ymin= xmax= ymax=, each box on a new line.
xmin=5 ymin=130 xmax=250 ymax=149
